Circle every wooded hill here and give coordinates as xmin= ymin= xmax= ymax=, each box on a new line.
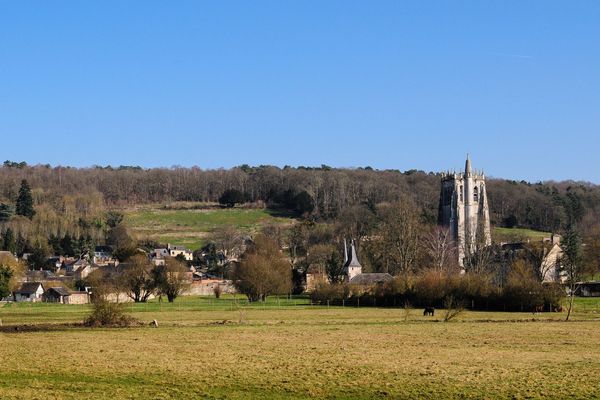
xmin=0 ymin=162 xmax=599 ymax=239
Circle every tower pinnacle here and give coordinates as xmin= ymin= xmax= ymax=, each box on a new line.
xmin=465 ymin=154 xmax=472 ymax=176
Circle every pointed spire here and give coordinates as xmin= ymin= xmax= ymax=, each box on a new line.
xmin=346 ymin=240 xmax=362 ymax=268
xmin=343 ymin=239 xmax=348 ymax=265
xmin=465 ymin=153 xmax=472 ymax=176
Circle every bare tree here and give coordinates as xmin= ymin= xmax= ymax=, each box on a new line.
xmin=561 ymin=225 xmax=585 ymax=321
xmin=372 ymin=197 xmax=424 ymax=275
xmin=233 ymin=235 xmax=292 ymax=302
xmin=423 ymin=226 xmax=458 ymax=272
xmin=122 ymin=254 xmax=155 ymax=303
xmin=152 ymin=258 xmax=189 ymax=303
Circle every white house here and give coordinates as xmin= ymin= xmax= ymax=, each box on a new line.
xmin=13 ymin=282 xmax=44 ymax=302
xmin=167 ymin=243 xmax=193 ymax=261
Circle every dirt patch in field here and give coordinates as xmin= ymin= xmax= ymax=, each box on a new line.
xmin=0 ymin=322 xmax=148 ymax=333
xmin=0 ymin=323 xmax=85 ymax=333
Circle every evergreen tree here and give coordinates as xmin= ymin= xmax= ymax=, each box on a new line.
xmin=561 ymin=223 xmax=584 ymax=321
xmin=15 ymin=233 xmax=28 ymax=257
xmin=15 ymin=179 xmax=35 ymax=219
xmin=0 ymin=265 xmax=13 ymax=299
xmin=0 ymin=203 xmax=12 ymax=222
xmin=2 ymin=228 xmax=16 ymax=254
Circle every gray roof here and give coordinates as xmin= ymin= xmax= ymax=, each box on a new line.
xmin=47 ymin=287 xmax=71 ymax=296
xmin=349 ymin=273 xmax=393 ymax=285
xmin=344 ymin=240 xmax=362 ymax=269
xmin=15 ymin=282 xmax=44 ymax=294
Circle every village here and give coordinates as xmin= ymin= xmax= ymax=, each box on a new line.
xmin=3 ymin=157 xmax=599 ymax=309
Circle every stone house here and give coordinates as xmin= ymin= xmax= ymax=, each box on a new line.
xmin=167 ymin=243 xmax=193 ymax=261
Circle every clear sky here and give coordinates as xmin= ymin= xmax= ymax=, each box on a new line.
xmin=1 ymin=1 xmax=599 ymax=182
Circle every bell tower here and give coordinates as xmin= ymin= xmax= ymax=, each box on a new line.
xmin=438 ymin=155 xmax=491 ymax=269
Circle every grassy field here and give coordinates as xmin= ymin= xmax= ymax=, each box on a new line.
xmin=2 ymin=297 xmax=600 ymax=399
xmin=124 ymin=206 xmax=294 ymax=250
xmin=493 ymin=227 xmax=551 ymax=242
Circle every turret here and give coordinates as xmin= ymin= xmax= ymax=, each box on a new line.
xmin=465 ymin=153 xmax=472 ymax=177
xmin=344 ymin=239 xmax=362 ymax=281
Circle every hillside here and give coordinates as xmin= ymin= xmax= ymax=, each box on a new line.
xmin=123 ymin=204 xmax=294 ymax=250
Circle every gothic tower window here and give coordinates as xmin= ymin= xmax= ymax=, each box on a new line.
xmin=474 ymin=186 xmax=479 ymax=202
xmin=459 ymin=185 xmax=463 ymax=202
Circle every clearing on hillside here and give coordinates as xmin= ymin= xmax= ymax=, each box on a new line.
xmin=124 ymin=205 xmax=294 ymax=250
xmin=493 ymin=227 xmax=551 ymax=242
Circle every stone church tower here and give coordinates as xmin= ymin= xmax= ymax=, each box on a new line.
xmin=438 ymin=155 xmax=492 ymax=268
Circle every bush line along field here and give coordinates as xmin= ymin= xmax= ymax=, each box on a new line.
xmin=123 ymin=206 xmax=293 ymax=250
xmin=1 ymin=297 xmax=600 ymax=399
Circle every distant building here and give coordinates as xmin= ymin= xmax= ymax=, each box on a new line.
xmin=93 ymin=246 xmax=116 ymax=266
xmin=439 ymin=155 xmax=492 ymax=268
xmin=167 ymin=243 xmax=193 ymax=261
xmin=43 ymin=287 xmax=90 ymax=304
xmin=343 ymin=240 xmax=363 ymax=282
xmin=43 ymin=287 xmax=71 ymax=303
xmin=305 ymin=264 xmax=328 ymax=292
xmin=13 ymin=282 xmax=44 ymax=302
xmin=343 ymin=239 xmax=393 ymax=286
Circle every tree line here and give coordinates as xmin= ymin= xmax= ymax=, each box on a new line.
xmin=2 ymin=162 xmax=600 ymax=234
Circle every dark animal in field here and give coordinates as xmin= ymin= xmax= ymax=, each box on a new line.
xmin=423 ymin=307 xmax=435 ymax=316
xmin=533 ymin=305 xmax=544 ymax=314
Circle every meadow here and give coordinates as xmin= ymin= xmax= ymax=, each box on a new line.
xmin=123 ymin=205 xmax=294 ymax=250
xmin=1 ymin=296 xmax=600 ymax=399
xmin=493 ymin=227 xmax=551 ymax=242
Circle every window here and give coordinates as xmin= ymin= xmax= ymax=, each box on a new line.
xmin=460 ymin=186 xmax=463 ymax=202
xmin=474 ymin=187 xmax=479 ymax=202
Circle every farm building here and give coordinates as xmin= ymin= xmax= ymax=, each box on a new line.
xmin=13 ymin=282 xmax=44 ymax=302
xmin=43 ymin=287 xmax=90 ymax=304
xmin=43 ymin=287 xmax=71 ymax=303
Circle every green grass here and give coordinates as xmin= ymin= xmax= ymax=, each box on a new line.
xmin=494 ymin=227 xmax=551 ymax=241
xmin=124 ymin=207 xmax=294 ymax=250
xmin=2 ymin=297 xmax=600 ymax=399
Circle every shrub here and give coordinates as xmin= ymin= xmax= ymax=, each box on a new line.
xmin=213 ymin=284 xmax=222 ymax=299
xmin=84 ymin=300 xmax=138 ymax=327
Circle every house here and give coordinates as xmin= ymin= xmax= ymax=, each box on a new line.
xmin=13 ymin=282 xmax=44 ymax=302
xmin=167 ymin=243 xmax=193 ymax=261
xmin=46 ymin=256 xmax=65 ymax=271
xmin=93 ymin=246 xmax=116 ymax=266
xmin=43 ymin=287 xmax=90 ymax=304
xmin=64 ymin=257 xmax=89 ymax=274
xmin=74 ymin=264 xmax=94 ymax=280
xmin=500 ymin=235 xmax=565 ymax=283
xmin=43 ymin=287 xmax=71 ymax=303
xmin=150 ymin=249 xmax=169 ymax=266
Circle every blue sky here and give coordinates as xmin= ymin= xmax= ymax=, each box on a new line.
xmin=1 ymin=1 xmax=599 ymax=182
